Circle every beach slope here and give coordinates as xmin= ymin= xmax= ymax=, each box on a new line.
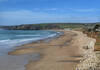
xmin=8 ymin=30 xmax=96 ymax=70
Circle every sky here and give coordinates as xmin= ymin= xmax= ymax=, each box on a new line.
xmin=0 ymin=0 xmax=100 ymax=25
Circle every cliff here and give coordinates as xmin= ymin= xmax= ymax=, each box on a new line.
xmin=76 ymin=32 xmax=100 ymax=70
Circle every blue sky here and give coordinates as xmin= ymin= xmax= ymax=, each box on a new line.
xmin=0 ymin=0 xmax=100 ymax=25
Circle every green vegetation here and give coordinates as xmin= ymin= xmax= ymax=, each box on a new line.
xmin=0 ymin=23 xmax=100 ymax=30
xmin=0 ymin=23 xmax=85 ymax=30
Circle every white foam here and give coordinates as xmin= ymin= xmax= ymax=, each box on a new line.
xmin=0 ymin=33 xmax=56 ymax=46
xmin=16 ymin=35 xmax=41 ymax=37
xmin=0 ymin=32 xmax=59 ymax=54
xmin=0 ymin=39 xmax=11 ymax=43
xmin=47 ymin=33 xmax=57 ymax=38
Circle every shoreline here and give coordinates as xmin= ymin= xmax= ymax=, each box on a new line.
xmin=15 ymin=30 xmax=64 ymax=49
xmin=8 ymin=30 xmax=81 ymax=70
xmin=6 ymin=30 xmax=63 ymax=55
xmin=7 ymin=30 xmax=97 ymax=70
xmin=0 ymin=30 xmax=64 ymax=70
xmin=8 ymin=30 xmax=64 ymax=55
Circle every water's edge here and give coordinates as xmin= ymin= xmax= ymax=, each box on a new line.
xmin=0 ymin=30 xmax=64 ymax=70
xmin=12 ymin=30 xmax=64 ymax=50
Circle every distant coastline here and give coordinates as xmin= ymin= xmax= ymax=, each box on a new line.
xmin=0 ymin=23 xmax=99 ymax=30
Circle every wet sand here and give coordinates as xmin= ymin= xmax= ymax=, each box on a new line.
xmin=0 ymin=53 xmax=41 ymax=70
xmin=8 ymin=30 xmax=88 ymax=70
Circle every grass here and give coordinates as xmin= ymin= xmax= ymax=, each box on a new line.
xmin=95 ymin=43 xmax=100 ymax=45
xmin=94 ymin=33 xmax=100 ymax=51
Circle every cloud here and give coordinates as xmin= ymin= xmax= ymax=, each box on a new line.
xmin=33 ymin=8 xmax=58 ymax=11
xmin=69 ymin=8 xmax=99 ymax=12
xmin=0 ymin=0 xmax=7 ymax=2
xmin=32 ymin=8 xmax=100 ymax=12
xmin=45 ymin=8 xmax=58 ymax=11
xmin=0 ymin=10 xmax=99 ymax=25
xmin=0 ymin=10 xmax=67 ymax=25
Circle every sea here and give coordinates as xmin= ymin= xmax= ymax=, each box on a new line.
xmin=0 ymin=29 xmax=61 ymax=70
xmin=0 ymin=29 xmax=60 ymax=54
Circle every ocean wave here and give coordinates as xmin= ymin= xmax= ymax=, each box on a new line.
xmin=0 ymin=33 xmax=57 ymax=46
xmin=0 ymin=30 xmax=60 ymax=54
xmin=0 ymin=39 xmax=11 ymax=42
xmin=47 ymin=33 xmax=57 ymax=38
xmin=16 ymin=35 xmax=42 ymax=37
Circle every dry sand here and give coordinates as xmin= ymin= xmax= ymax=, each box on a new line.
xmin=8 ymin=30 xmax=90 ymax=70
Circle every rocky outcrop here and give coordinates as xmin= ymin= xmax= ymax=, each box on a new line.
xmin=76 ymin=32 xmax=99 ymax=70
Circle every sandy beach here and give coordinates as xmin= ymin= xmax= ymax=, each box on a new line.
xmin=0 ymin=0 xmax=100 ymax=69
xmin=7 ymin=30 xmax=95 ymax=70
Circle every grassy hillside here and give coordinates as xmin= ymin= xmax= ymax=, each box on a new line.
xmin=0 ymin=23 xmax=85 ymax=30
xmin=0 ymin=23 xmax=99 ymax=30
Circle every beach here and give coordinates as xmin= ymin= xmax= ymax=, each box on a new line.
xmin=7 ymin=30 xmax=96 ymax=70
xmin=0 ymin=0 xmax=100 ymax=69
